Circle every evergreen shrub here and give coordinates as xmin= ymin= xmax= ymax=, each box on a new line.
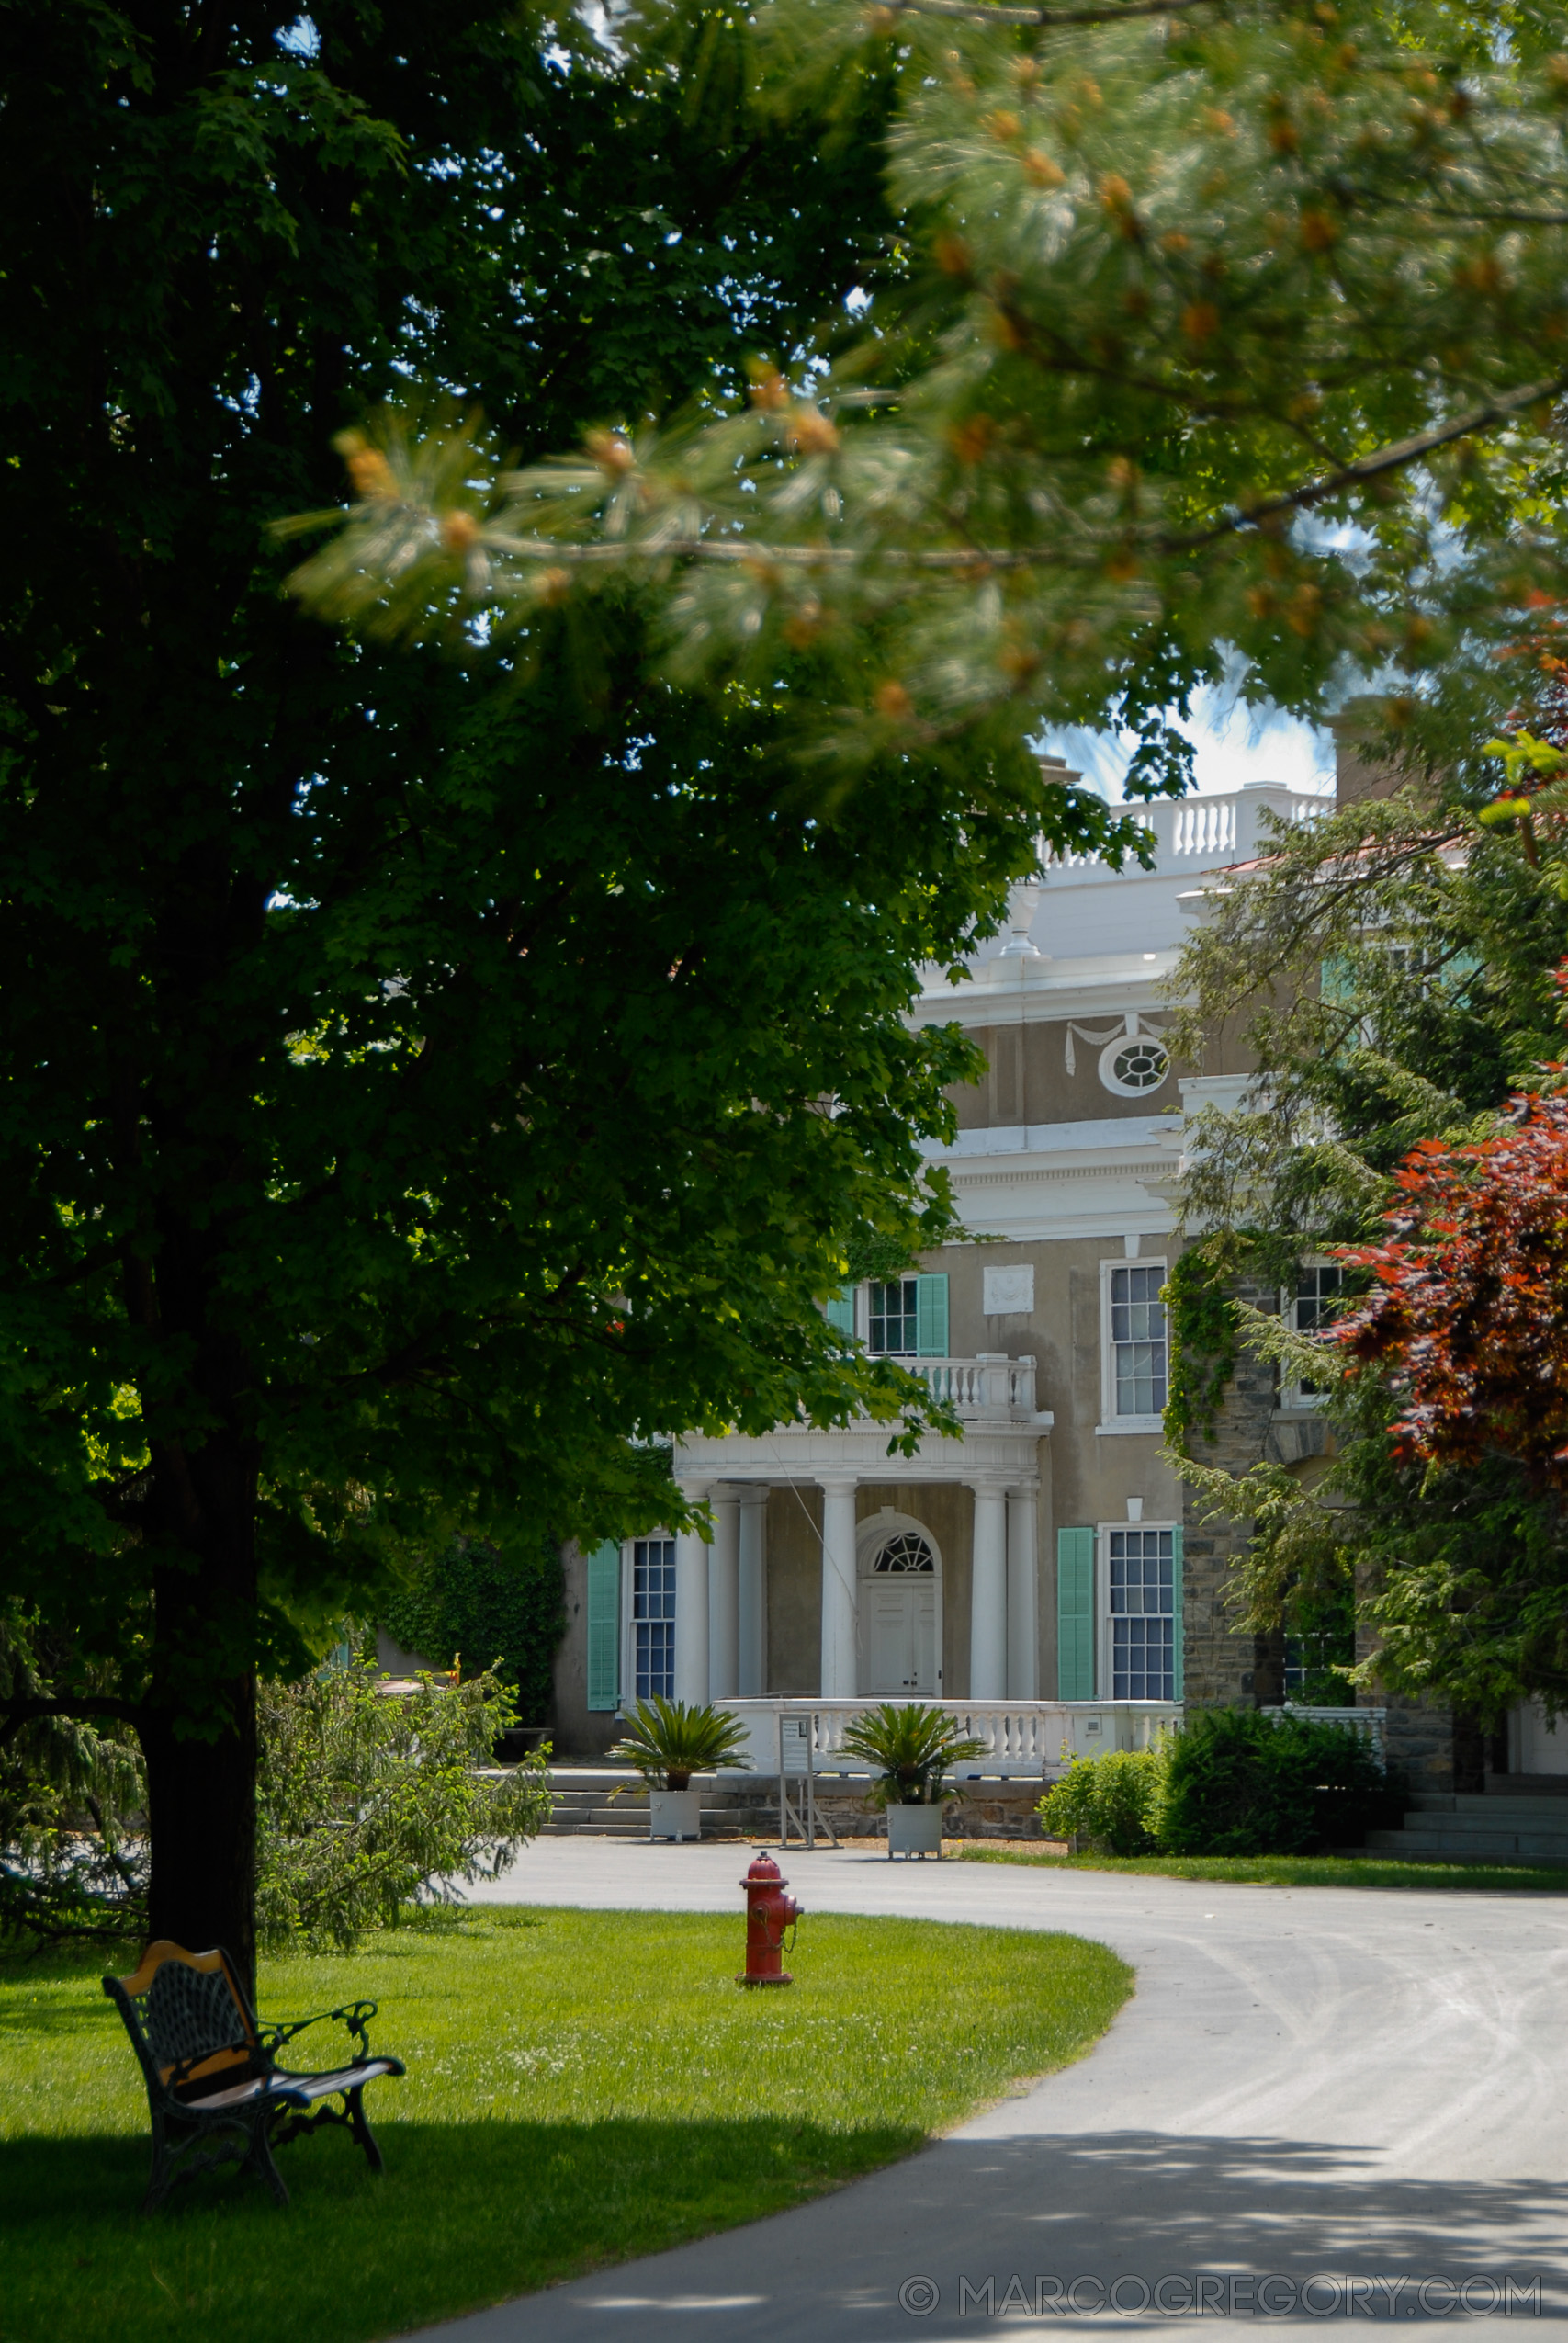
xmin=1158 ymin=1708 xmax=1389 ymax=1857
xmin=1038 ymin=1713 xmax=1393 ymax=1858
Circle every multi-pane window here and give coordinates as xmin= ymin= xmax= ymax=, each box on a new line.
xmin=869 ymin=1278 xmax=919 ymax=1355
xmin=1110 ymin=1264 xmax=1168 ymax=1417
xmin=1108 ymin=1528 xmax=1174 ymax=1700
xmin=631 ymin=1536 xmax=675 ymax=1701
xmin=1287 ymin=1262 xmax=1344 ymax=1403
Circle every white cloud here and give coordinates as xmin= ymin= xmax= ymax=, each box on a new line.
xmin=1048 ymin=678 xmax=1337 ymax=802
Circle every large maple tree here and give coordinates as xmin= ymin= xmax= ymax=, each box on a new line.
xmin=0 ymin=0 xmax=1106 ymax=1978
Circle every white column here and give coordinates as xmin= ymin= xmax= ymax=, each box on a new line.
xmin=1006 ymin=1481 xmax=1040 ymax=1700
xmin=738 ymin=1489 xmax=767 ymax=1697
xmin=970 ymin=1482 xmax=1009 ymax=1700
xmin=673 ymin=1485 xmax=710 ymax=1705
xmin=708 ymin=1486 xmax=741 ymax=1701
xmin=818 ymin=1476 xmax=860 ymax=1699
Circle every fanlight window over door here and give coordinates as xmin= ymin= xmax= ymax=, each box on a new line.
xmin=873 ymin=1531 xmax=935 ymax=1574
xmin=864 ymin=1529 xmax=940 ymax=1695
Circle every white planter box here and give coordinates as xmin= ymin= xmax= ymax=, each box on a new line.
xmin=886 ymin=1804 xmax=943 ymax=1859
xmin=649 ymin=1788 xmax=702 ymax=1842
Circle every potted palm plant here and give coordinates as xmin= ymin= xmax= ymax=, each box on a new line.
xmin=838 ymin=1703 xmax=987 ymax=1858
xmin=609 ymin=1697 xmax=751 ymax=1840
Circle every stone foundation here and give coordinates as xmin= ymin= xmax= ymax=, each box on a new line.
xmin=714 ymin=1774 xmax=1047 ymax=1841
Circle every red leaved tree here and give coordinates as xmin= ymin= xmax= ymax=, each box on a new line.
xmin=1337 ymin=1080 xmax=1568 ymax=1485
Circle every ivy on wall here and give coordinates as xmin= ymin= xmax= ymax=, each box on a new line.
xmin=1162 ymin=1250 xmax=1242 ymax=1449
xmin=381 ymin=1537 xmax=566 ymax=1726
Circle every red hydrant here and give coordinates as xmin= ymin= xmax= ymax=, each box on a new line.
xmin=738 ymin=1852 xmax=800 ymax=1987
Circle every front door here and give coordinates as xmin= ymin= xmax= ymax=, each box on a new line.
xmin=865 ymin=1580 xmax=939 ymax=1695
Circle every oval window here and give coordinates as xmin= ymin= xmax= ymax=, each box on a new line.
xmin=1099 ymin=1035 xmax=1170 ymax=1098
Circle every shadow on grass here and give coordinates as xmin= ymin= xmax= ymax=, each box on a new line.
xmin=0 ymin=2113 xmax=927 ymax=2343
xmin=12 ymin=2122 xmax=1568 ymax=2343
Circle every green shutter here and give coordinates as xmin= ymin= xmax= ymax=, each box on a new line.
xmin=825 ymin=1284 xmax=855 ymax=1338
xmin=1170 ymin=1524 xmax=1184 ymax=1702
xmin=916 ymin=1271 xmax=949 ymax=1358
xmin=586 ymin=1541 xmax=621 ymax=1711
xmin=1056 ymin=1527 xmax=1096 ymax=1700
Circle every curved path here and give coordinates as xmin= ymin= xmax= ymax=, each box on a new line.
xmin=416 ymin=1842 xmax=1568 ymax=2340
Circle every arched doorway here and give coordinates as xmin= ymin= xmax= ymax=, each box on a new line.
xmin=858 ymin=1520 xmax=942 ymax=1697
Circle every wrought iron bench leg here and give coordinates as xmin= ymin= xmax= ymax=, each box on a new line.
xmin=243 ymin=2114 xmax=291 ymax=2206
xmin=345 ymin=2083 xmax=384 ymax=2174
xmin=141 ymin=2112 xmax=175 ymax=2217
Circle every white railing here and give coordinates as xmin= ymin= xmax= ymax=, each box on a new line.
xmin=903 ymin=1355 xmax=1037 ymax=1421
xmin=716 ymin=1698 xmax=1181 ymax=1781
xmin=1038 ymin=785 xmax=1325 ymax=885
xmin=1261 ymin=1703 xmax=1386 ymax=1758
xmin=1172 ymin=797 xmax=1236 ymax=860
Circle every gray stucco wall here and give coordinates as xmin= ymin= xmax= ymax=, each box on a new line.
xmin=551 ymin=1538 xmax=624 ymax=1757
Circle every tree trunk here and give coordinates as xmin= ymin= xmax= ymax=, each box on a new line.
xmin=138 ymin=1416 xmax=262 ymax=2000
xmin=140 ymin=1675 xmax=258 ymax=2002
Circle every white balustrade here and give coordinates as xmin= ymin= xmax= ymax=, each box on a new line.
xmin=898 ymin=1356 xmax=1037 ymax=1421
xmin=715 ymin=1698 xmax=1181 ymax=1781
xmin=1036 ymin=783 xmax=1326 ymax=886
xmin=1261 ymin=1703 xmax=1386 ymax=1757
xmin=1172 ymin=797 xmax=1236 ymax=860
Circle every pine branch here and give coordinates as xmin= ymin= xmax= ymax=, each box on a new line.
xmin=872 ymin=0 xmax=1217 ymax=25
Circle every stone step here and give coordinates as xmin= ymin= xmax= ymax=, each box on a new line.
xmin=540 ymin=1777 xmax=756 ymax=1839
xmin=1410 ymin=1791 xmax=1568 ymax=1820
xmin=1363 ymin=1826 xmax=1568 ymax=1864
xmin=1404 ymin=1812 xmax=1568 ymax=1837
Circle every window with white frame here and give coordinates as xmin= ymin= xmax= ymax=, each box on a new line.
xmin=1105 ymin=1262 xmax=1168 ymax=1421
xmin=869 ymin=1277 xmax=919 ymax=1355
xmin=1281 ymin=1259 xmax=1344 ymax=1409
xmin=631 ymin=1536 xmax=675 ymax=1700
xmin=1105 ymin=1526 xmax=1175 ymax=1700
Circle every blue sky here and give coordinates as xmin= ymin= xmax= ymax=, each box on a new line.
xmin=1051 ymin=683 xmax=1337 ymax=803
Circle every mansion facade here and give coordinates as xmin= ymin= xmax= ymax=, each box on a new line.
xmin=553 ymin=764 xmax=1333 ymax=1755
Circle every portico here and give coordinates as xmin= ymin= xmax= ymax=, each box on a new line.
xmin=672 ymin=1358 xmax=1051 ymax=1704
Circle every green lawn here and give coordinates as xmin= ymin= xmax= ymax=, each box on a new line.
xmin=0 ymin=1907 xmax=1129 ymax=2343
xmin=959 ymin=1845 xmax=1568 ymax=1891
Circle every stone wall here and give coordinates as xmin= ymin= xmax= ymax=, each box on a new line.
xmin=712 ymin=1774 xmax=1047 ymax=1841
xmin=1179 ymin=1277 xmax=1286 ymax=1707
xmin=1179 ymin=1278 xmax=1465 ymax=1782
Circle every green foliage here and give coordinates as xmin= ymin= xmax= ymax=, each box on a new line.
xmin=305 ymin=0 xmax=1568 ymax=791
xmin=0 ymin=0 xmax=1056 ymax=1953
xmin=1166 ymin=764 xmax=1568 ymax=1721
xmin=1337 ymin=1427 xmax=1568 ymax=1725
xmin=0 ymin=1610 xmax=145 ymax=1947
xmin=1038 ymin=1745 xmax=1166 ymax=1857
xmin=1158 ymin=1710 xmax=1389 ymax=1860
xmin=1161 ymin=1249 xmax=1241 ymax=1447
xmin=836 ymin=1700 xmax=987 ymax=1806
xmin=1 ymin=1910 xmax=1131 ymax=2343
xmin=963 ymin=1848 xmax=1568 ymax=1892
xmin=608 ymin=1697 xmax=752 ymax=1790
xmin=255 ymin=1667 xmax=551 ymax=1952
xmin=380 ymin=1538 xmax=565 ymax=1724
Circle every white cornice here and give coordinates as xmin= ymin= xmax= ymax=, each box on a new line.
xmin=918 ymin=968 xmax=1193 ymax=1030
xmin=675 ymin=1423 xmax=1049 ymax=1483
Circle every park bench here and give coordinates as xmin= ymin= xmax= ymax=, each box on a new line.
xmin=103 ymin=1939 xmax=406 ymax=2213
